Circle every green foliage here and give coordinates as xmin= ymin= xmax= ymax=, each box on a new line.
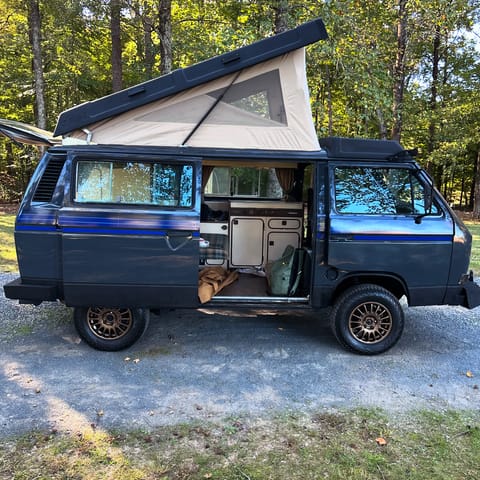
xmin=0 ymin=0 xmax=479 ymax=203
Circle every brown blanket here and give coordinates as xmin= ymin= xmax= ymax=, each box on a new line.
xmin=198 ymin=267 xmax=238 ymax=304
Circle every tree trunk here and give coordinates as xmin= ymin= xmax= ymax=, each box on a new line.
xmin=142 ymin=1 xmax=155 ymax=79
xmin=473 ymin=148 xmax=480 ymax=218
xmin=326 ymin=66 xmax=333 ymax=136
xmin=158 ymin=0 xmax=172 ymax=75
xmin=427 ymin=24 xmax=441 ymax=155
xmin=391 ymin=0 xmax=408 ymax=141
xmin=27 ymin=0 xmax=47 ymax=129
xmin=273 ymin=0 xmax=289 ymax=34
xmin=110 ymin=0 xmax=123 ymax=92
xmin=376 ymin=108 xmax=387 ymax=139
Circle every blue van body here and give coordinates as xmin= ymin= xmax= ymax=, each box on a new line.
xmin=3 ymin=138 xmax=480 ymax=354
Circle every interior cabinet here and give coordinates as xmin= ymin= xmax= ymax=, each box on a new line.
xmin=230 ymin=218 xmax=264 ymax=266
xmin=229 ymin=201 xmax=302 ymax=268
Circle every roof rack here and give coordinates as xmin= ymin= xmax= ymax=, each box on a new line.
xmin=319 ymin=137 xmax=415 ymax=160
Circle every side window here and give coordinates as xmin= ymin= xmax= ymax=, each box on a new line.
xmin=75 ymin=159 xmax=193 ymax=207
xmin=204 ymin=166 xmax=283 ymax=198
xmin=334 ymin=167 xmax=438 ymax=215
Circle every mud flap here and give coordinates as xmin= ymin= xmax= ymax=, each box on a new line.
xmin=462 ymin=277 xmax=480 ymax=309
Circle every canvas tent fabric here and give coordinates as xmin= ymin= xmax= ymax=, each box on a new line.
xmin=66 ymin=48 xmax=320 ymax=151
xmin=55 ymin=18 xmax=327 ymax=136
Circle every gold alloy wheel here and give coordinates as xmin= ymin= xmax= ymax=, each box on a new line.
xmin=86 ymin=307 xmax=133 ymax=340
xmin=348 ymin=301 xmax=393 ymax=344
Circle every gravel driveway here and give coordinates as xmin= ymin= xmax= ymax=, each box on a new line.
xmin=1 ymin=271 xmax=479 ymax=438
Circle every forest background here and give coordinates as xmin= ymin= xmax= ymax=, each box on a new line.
xmin=0 ymin=0 xmax=479 ymax=213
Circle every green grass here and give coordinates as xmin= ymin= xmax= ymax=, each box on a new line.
xmin=0 ymin=213 xmax=17 ymax=272
xmin=1 ymin=409 xmax=479 ymax=479
xmin=465 ymin=221 xmax=480 ymax=276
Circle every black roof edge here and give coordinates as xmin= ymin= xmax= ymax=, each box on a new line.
xmin=318 ymin=137 xmax=416 ymax=160
xmin=54 ymin=18 xmax=328 ymax=137
xmin=47 ymin=143 xmax=328 ymax=161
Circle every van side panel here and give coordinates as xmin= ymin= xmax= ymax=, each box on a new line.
xmin=58 ymin=209 xmax=200 ymax=307
xmin=14 ymin=152 xmax=67 ymax=287
xmin=55 ymin=152 xmax=202 ymax=308
xmin=15 ymin=229 xmax=61 ymax=282
xmin=327 ymin=216 xmax=454 ymax=304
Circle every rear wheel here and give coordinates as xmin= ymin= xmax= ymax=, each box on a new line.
xmin=331 ymin=284 xmax=404 ymax=355
xmin=74 ymin=307 xmax=149 ymax=351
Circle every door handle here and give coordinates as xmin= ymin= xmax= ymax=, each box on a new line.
xmin=164 ymin=231 xmax=193 ymax=251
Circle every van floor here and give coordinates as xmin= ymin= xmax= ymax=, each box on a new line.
xmin=216 ymin=273 xmax=268 ymax=297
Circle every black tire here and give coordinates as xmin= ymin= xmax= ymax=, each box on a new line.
xmin=331 ymin=284 xmax=404 ymax=355
xmin=74 ymin=307 xmax=150 ymax=351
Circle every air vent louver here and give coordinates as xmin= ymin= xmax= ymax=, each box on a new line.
xmin=32 ymin=156 xmax=66 ymax=202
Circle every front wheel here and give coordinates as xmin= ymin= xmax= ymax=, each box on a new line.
xmin=74 ymin=307 xmax=149 ymax=351
xmin=331 ymin=284 xmax=404 ymax=355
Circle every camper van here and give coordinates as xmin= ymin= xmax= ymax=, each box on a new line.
xmin=2 ymin=18 xmax=479 ymax=354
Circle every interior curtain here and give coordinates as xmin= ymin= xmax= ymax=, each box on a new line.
xmin=201 ymin=165 xmax=214 ymax=190
xmin=275 ymin=168 xmax=295 ymax=195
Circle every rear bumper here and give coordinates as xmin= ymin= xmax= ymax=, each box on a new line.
xmin=3 ymin=277 xmax=58 ymax=305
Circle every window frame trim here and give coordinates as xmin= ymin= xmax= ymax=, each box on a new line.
xmin=330 ymin=162 xmax=442 ymax=217
xmin=70 ymin=154 xmax=198 ymax=210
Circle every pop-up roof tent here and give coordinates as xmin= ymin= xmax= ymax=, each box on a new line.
xmin=55 ymin=18 xmax=328 ymax=151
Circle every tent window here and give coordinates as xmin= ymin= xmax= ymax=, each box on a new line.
xmin=208 ymin=70 xmax=286 ymax=125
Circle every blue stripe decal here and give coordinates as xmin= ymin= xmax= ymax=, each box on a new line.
xmin=62 ymin=227 xmax=168 ymax=236
xmin=61 ymin=227 xmax=201 ymax=236
xmin=321 ymin=232 xmax=452 ymax=242
xmin=16 ymin=225 xmax=57 ymax=232
xmin=16 ymin=224 xmax=200 ymax=236
xmin=60 ymin=219 xmax=198 ymax=229
xmin=352 ymin=234 xmax=451 ymax=242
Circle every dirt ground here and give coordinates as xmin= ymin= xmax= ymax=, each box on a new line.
xmin=1 ymin=271 xmax=480 ymax=439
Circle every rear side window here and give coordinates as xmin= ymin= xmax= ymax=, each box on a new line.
xmin=204 ymin=166 xmax=283 ymax=198
xmin=75 ymin=160 xmax=193 ymax=207
xmin=334 ymin=167 xmax=438 ymax=215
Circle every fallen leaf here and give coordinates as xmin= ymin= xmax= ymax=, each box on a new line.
xmin=376 ymin=437 xmax=387 ymax=446
xmin=466 ymin=370 xmax=474 ymax=378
